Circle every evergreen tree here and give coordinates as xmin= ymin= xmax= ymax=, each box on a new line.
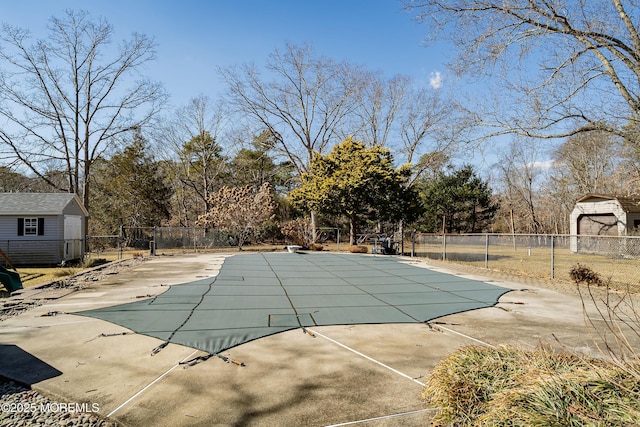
xmin=289 ymin=137 xmax=422 ymax=244
xmin=228 ymin=131 xmax=295 ymax=192
xmin=91 ymin=131 xmax=172 ymax=242
xmin=177 ymin=131 xmax=227 ymax=219
xmin=418 ymin=165 xmax=498 ymax=233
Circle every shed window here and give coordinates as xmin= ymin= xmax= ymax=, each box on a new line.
xmin=24 ymin=218 xmax=38 ymax=235
xmin=18 ymin=218 xmax=44 ymax=236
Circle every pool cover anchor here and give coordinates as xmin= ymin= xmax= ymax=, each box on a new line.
xmin=302 ymin=326 xmax=316 ymax=338
xmin=426 ymin=321 xmax=462 ymax=333
xmin=427 ymin=323 xmax=444 ymax=333
xmin=40 ymin=311 xmax=68 ymax=317
xmin=151 ymin=342 xmax=169 ymax=356
xmin=85 ymin=331 xmax=134 ymax=343
xmin=180 ymin=353 xmax=215 ymax=368
xmin=216 ymin=353 xmax=246 ymax=367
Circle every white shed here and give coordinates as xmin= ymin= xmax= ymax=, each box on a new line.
xmin=0 ymin=193 xmax=89 ymax=265
xmin=570 ymin=194 xmax=640 ymax=252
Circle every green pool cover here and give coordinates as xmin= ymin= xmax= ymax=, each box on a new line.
xmin=78 ymin=253 xmax=511 ymax=355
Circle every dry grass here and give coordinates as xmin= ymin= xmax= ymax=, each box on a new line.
xmin=413 ymin=241 xmax=640 ymax=293
xmin=13 ymin=251 xmax=138 ymax=289
xmin=17 ymin=267 xmax=82 ymax=288
xmin=424 ymin=345 xmax=640 ymax=426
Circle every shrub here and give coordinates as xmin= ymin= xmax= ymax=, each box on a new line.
xmin=82 ymin=257 xmax=108 ymax=268
xmin=52 ymin=267 xmax=78 ymax=278
xmin=423 ymin=345 xmax=640 ymax=426
xmin=348 ymin=245 xmax=368 ymax=254
xmin=280 ymin=218 xmax=316 ymax=247
xmin=569 ymin=263 xmax=603 ymax=287
xmin=309 ymin=243 xmax=324 ymax=251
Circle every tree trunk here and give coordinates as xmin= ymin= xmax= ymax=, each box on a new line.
xmin=310 ymin=210 xmax=318 ymax=244
xmin=349 ymin=214 xmax=357 ymax=245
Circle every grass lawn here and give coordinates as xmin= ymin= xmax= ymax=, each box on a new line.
xmin=413 ymin=241 xmax=640 ymax=293
xmin=11 ymin=251 xmax=139 ymax=289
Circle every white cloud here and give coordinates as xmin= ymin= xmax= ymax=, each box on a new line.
xmin=528 ymin=160 xmax=555 ymax=170
xmin=429 ymin=71 xmax=443 ymax=89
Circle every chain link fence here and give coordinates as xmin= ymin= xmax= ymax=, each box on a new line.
xmin=85 ymin=228 xmax=639 ymax=291
xmin=154 ymin=227 xmax=237 ymax=251
xmin=0 ymin=239 xmax=84 ymax=265
xmin=87 ymin=226 xmax=347 ymax=256
xmin=87 ymin=227 xmax=237 ymax=256
xmin=411 ymin=233 xmax=640 ymax=291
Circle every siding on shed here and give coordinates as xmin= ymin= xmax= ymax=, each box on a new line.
xmin=0 ymin=215 xmax=62 ymax=264
xmin=0 ymin=193 xmax=88 ymax=264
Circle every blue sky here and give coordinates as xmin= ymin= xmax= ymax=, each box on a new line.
xmin=4 ymin=1 xmax=524 ymax=176
xmin=2 ymin=0 xmax=448 ymax=107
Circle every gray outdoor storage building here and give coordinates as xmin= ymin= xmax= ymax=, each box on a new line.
xmin=570 ymin=194 xmax=640 ymax=253
xmin=0 ymin=193 xmax=88 ymax=265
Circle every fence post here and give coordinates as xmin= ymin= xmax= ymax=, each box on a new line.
xmin=193 ymin=227 xmax=197 ymax=252
xmin=442 ymin=234 xmax=446 ymax=261
xmin=151 ymin=226 xmax=157 ymax=256
xmin=485 ymin=234 xmax=489 ymax=269
xmin=411 ymin=232 xmax=415 ymax=257
xmin=551 ymin=234 xmax=555 ymax=279
xmin=119 ymin=225 xmax=124 ymax=260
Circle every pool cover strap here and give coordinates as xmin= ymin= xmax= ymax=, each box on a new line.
xmin=77 ymin=253 xmax=511 ymax=355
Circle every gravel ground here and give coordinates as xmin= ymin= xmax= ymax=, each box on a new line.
xmin=0 ymin=379 xmax=119 ymax=427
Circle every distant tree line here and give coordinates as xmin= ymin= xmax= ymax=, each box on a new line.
xmin=2 ymin=6 xmax=639 ymax=246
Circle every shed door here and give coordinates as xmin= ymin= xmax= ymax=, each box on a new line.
xmin=64 ymin=215 xmax=82 ymax=260
xmin=578 ymin=214 xmax=618 ymax=236
xmin=64 ymin=215 xmax=82 ymax=240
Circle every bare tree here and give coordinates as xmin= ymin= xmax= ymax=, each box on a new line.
xmin=496 ymin=138 xmax=548 ymax=234
xmin=551 ymin=130 xmax=623 ymax=196
xmin=397 ymin=86 xmax=468 ymax=183
xmin=220 ymin=43 xmax=364 ymax=176
xmin=404 ymin=0 xmax=640 ymax=142
xmin=220 ymin=43 xmax=366 ymax=237
xmin=351 ymin=73 xmax=409 ymax=147
xmin=160 ymin=95 xmax=229 ymax=225
xmin=0 ymin=10 xmax=167 ymax=214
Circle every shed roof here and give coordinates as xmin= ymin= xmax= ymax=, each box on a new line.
xmin=0 ymin=193 xmax=88 ymax=216
xmin=576 ymin=194 xmax=640 ymax=213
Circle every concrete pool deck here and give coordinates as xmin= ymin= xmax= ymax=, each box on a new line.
xmin=0 ymin=252 xmax=620 ymax=426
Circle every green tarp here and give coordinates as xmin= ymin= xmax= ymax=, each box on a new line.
xmin=77 ymin=253 xmax=511 ymax=355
